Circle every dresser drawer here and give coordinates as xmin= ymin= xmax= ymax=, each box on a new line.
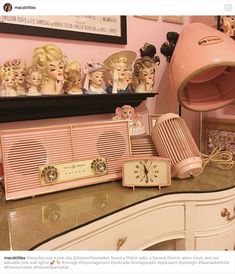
xmin=38 ymin=204 xmax=185 ymax=250
xmin=195 ymin=226 xmax=235 ymax=250
xmin=195 ymin=196 xmax=235 ymax=231
xmin=67 ymin=205 xmax=185 ymax=250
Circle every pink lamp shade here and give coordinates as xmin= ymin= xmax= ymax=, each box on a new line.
xmin=170 ymin=23 xmax=235 ymax=111
xmin=151 ymin=113 xmax=202 ymax=179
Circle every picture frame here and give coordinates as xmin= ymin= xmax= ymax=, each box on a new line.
xmin=162 ymin=16 xmax=184 ymax=24
xmin=217 ymin=16 xmax=235 ymax=39
xmin=0 ymin=16 xmax=127 ymax=44
xmin=148 ymin=114 xmax=162 ymax=132
xmin=135 ymin=16 xmax=159 ymax=21
xmin=201 ymin=117 xmax=235 ymax=159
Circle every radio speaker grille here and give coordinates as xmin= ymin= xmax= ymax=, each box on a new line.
xmin=130 ymin=134 xmax=158 ymax=157
xmin=1 ymin=121 xmax=131 ymax=200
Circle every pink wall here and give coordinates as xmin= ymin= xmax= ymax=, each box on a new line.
xmin=203 ymin=105 xmax=235 ymax=119
xmin=0 ymin=16 xmax=202 ymax=142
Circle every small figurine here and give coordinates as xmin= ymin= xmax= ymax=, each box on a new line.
xmin=125 ymin=70 xmax=134 ymax=92
xmin=222 ymin=16 xmax=235 ymax=36
xmin=4 ymin=59 xmax=28 ymax=96
xmin=112 ymin=105 xmax=145 ymax=135
xmin=133 ymin=43 xmax=160 ymax=93
xmin=64 ymin=61 xmax=83 ymax=95
xmin=25 ymin=67 xmax=42 ymax=96
xmin=0 ymin=67 xmax=17 ymax=97
xmin=83 ymin=61 xmax=106 ymax=94
xmin=133 ymin=57 xmax=156 ymax=93
xmin=33 ymin=44 xmax=67 ymax=95
xmin=14 ymin=62 xmax=28 ymax=96
xmin=104 ymin=51 xmax=136 ymax=94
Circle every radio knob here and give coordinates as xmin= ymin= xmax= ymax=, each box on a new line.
xmin=41 ymin=165 xmax=59 ymax=184
xmin=91 ymin=158 xmax=107 ymax=175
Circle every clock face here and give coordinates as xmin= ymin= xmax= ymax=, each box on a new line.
xmin=134 ymin=160 xmax=159 ymax=184
xmin=122 ymin=157 xmax=171 ymax=188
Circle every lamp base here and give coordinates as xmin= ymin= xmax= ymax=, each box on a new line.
xmin=172 ymin=157 xmax=202 ymax=179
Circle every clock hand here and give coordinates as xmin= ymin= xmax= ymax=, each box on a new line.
xmin=143 ymin=164 xmax=149 ymax=183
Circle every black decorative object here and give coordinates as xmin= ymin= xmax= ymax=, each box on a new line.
xmin=0 ymin=93 xmax=157 ymax=123
xmin=160 ymin=32 xmax=179 ymax=62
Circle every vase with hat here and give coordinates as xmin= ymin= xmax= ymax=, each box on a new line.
xmin=63 ymin=60 xmax=83 ymax=95
xmin=133 ymin=43 xmax=160 ymax=93
xmin=103 ymin=50 xmax=136 ymax=94
xmin=83 ymin=61 xmax=106 ymax=94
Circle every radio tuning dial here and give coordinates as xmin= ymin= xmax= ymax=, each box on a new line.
xmin=41 ymin=165 xmax=59 ymax=184
xmin=91 ymin=158 xmax=107 ymax=175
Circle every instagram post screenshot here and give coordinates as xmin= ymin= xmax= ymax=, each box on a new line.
xmin=0 ymin=1 xmax=234 ymax=273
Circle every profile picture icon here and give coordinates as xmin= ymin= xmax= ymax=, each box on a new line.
xmin=3 ymin=3 xmax=13 ymax=12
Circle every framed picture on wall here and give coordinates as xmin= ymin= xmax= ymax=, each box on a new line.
xmin=201 ymin=117 xmax=235 ymax=159
xmin=0 ymin=16 xmax=127 ymax=44
xmin=162 ymin=16 xmax=184 ymax=24
xmin=217 ymin=16 xmax=235 ymax=39
xmin=135 ymin=16 xmax=159 ymax=21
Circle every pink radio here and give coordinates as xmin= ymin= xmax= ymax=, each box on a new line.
xmin=0 ymin=120 xmax=131 ymax=200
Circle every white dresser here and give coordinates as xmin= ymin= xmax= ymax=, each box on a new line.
xmin=35 ymin=187 xmax=235 ymax=251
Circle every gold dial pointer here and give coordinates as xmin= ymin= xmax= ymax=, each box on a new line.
xmin=143 ymin=164 xmax=149 ymax=183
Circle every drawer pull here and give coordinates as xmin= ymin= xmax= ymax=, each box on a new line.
xmin=116 ymin=237 xmax=127 ymax=250
xmin=221 ymin=208 xmax=235 ymax=221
